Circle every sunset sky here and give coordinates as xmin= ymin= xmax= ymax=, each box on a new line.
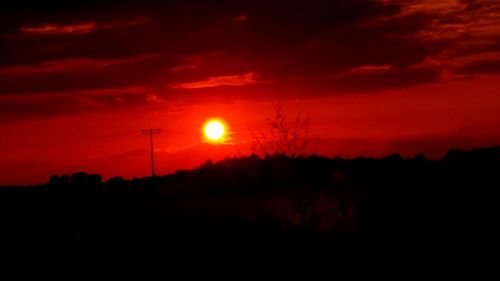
xmin=1 ymin=0 xmax=500 ymax=185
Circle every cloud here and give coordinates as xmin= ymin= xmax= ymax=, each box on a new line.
xmin=330 ymin=66 xmax=441 ymax=92
xmin=0 ymin=86 xmax=158 ymax=123
xmin=0 ymin=54 xmax=161 ymax=76
xmin=20 ymin=22 xmax=97 ymax=35
xmin=349 ymin=64 xmax=393 ymax=74
xmin=0 ymin=0 xmax=500 ymax=122
xmin=403 ymin=0 xmax=500 ymax=72
xmin=0 ymin=54 xmax=165 ymax=94
xmin=19 ymin=17 xmax=150 ymax=36
xmin=170 ymin=72 xmax=260 ymax=89
xmin=453 ymin=58 xmax=500 ymax=74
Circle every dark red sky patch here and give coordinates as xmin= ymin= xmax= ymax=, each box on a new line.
xmin=1 ymin=0 xmax=500 ymax=185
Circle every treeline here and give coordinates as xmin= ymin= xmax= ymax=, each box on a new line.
xmin=0 ymin=147 xmax=499 ymax=254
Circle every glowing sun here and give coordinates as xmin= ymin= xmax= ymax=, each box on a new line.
xmin=203 ymin=119 xmax=227 ymax=143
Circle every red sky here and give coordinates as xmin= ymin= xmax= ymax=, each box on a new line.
xmin=1 ymin=0 xmax=500 ymax=185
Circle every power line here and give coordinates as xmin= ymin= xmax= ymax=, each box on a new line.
xmin=141 ymin=128 xmax=161 ymax=177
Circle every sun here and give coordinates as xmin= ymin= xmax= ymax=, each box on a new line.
xmin=202 ymin=118 xmax=227 ymax=143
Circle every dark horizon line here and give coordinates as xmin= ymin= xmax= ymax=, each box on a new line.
xmin=2 ymin=145 xmax=499 ymax=188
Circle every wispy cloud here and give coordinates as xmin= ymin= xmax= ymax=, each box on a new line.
xmin=170 ymin=72 xmax=260 ymax=89
xmin=20 ymin=22 xmax=97 ymax=35
xmin=350 ymin=64 xmax=392 ymax=74
xmin=19 ymin=17 xmax=150 ymax=36
xmin=0 ymin=54 xmax=161 ymax=76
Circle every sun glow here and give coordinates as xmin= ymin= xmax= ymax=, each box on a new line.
xmin=203 ymin=119 xmax=227 ymax=143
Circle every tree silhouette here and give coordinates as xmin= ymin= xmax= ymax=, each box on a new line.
xmin=250 ymin=102 xmax=312 ymax=157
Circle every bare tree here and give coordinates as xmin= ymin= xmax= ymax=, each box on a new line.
xmin=250 ymin=103 xmax=312 ymax=157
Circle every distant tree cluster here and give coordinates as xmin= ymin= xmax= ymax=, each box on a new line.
xmin=48 ymin=172 xmax=103 ymax=191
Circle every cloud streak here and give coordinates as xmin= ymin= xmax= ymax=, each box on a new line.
xmin=19 ymin=17 xmax=150 ymax=36
xmin=170 ymin=72 xmax=260 ymax=89
xmin=0 ymin=54 xmax=161 ymax=76
xmin=20 ymin=22 xmax=97 ymax=35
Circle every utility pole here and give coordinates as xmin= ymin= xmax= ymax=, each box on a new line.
xmin=141 ymin=129 xmax=161 ymax=177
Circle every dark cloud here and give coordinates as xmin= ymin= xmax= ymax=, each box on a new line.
xmin=0 ymin=55 xmax=166 ymax=93
xmin=1 ymin=0 xmax=499 ymax=122
xmin=331 ymin=66 xmax=442 ymax=92
xmin=0 ymin=21 xmax=162 ymax=67
xmin=0 ymin=88 xmax=160 ymax=123
xmin=460 ymin=0 xmax=483 ymax=11
xmin=454 ymin=59 xmax=500 ymax=75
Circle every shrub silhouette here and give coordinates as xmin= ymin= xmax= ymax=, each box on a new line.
xmin=250 ymin=103 xmax=312 ymax=157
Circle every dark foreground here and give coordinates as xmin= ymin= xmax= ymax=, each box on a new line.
xmin=0 ymin=147 xmax=498 ymax=259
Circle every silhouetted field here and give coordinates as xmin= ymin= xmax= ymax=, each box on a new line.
xmin=0 ymin=147 xmax=499 ymax=257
